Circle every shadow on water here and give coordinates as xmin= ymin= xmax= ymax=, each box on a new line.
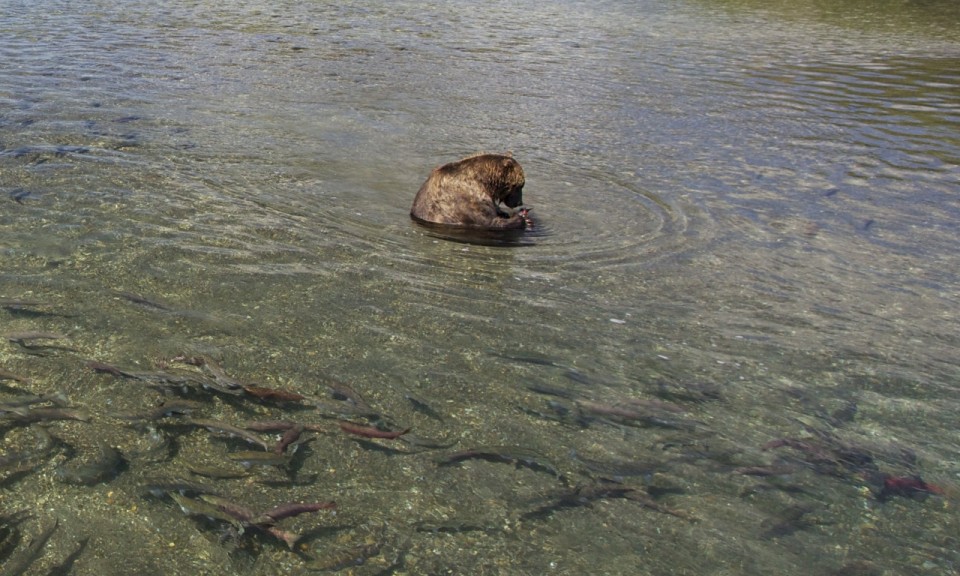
xmin=409 ymin=218 xmax=550 ymax=247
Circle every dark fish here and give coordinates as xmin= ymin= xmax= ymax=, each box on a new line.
xmin=142 ymin=479 xmax=213 ymax=499
xmin=339 ymin=420 xmax=410 ymax=440
xmin=196 ymin=495 xmax=302 ymax=549
xmin=563 ymin=369 xmax=593 ymax=385
xmin=526 ymin=383 xmax=577 ymax=399
xmin=87 ymin=361 xmax=141 ymax=379
xmin=243 ymin=385 xmax=306 ymax=403
xmin=122 ymin=369 xmax=216 ymax=396
xmin=244 ymin=419 xmax=299 ymax=432
xmin=127 ymin=425 xmax=173 ymax=463
xmin=0 ymin=300 xmax=72 ymax=319
xmin=0 ymin=448 xmax=46 ymax=478
xmin=760 ymin=505 xmax=817 ymax=539
xmin=0 ymin=392 xmax=68 ymax=408
xmin=185 ymin=418 xmax=271 ymax=451
xmin=304 ymin=533 xmax=384 ymax=572
xmin=404 ymin=394 xmax=444 ymax=421
xmin=227 ymin=451 xmax=291 ymax=468
xmin=113 ymin=291 xmax=173 ymax=311
xmin=0 ymin=508 xmax=31 ymax=527
xmin=165 ymin=354 xmax=204 ymax=367
xmin=311 ymin=398 xmax=377 ymax=418
xmin=274 ymin=424 xmax=304 ymax=454
xmin=733 ymin=464 xmax=801 ymax=477
xmin=0 ymin=427 xmax=55 ymax=474
xmin=827 ymin=561 xmax=882 ymax=576
xmin=156 ymin=368 xmax=244 ymax=396
xmin=251 ymin=501 xmax=336 ymax=525
xmin=436 ymin=446 xmax=563 ymax=480
xmin=576 ymin=399 xmax=700 ymax=430
xmin=9 ymin=188 xmax=30 ymax=203
xmin=574 ymin=399 xmax=646 ymax=420
xmin=6 ymin=331 xmax=69 ymax=342
xmin=518 ymin=401 xmax=585 ymax=427
xmin=2 ymin=406 xmax=91 ymax=424
xmin=116 ymin=400 xmax=202 ymax=422
xmin=0 ymin=510 xmax=31 ymax=560
xmin=763 ymin=434 xmax=877 ymax=478
xmin=54 ymin=444 xmax=124 ymax=485
xmin=0 ymin=299 xmax=44 ymax=308
xmin=523 ymin=482 xmax=696 ymax=522
xmin=261 ymin=525 xmax=301 ymax=550
xmin=829 ymin=401 xmax=858 ymax=426
xmin=186 ymin=464 xmax=250 ymax=479
xmin=169 ymin=492 xmax=245 ymax=530
xmin=197 ymin=358 xmax=247 ymax=394
xmin=654 ymin=380 xmax=722 ymax=403
xmin=4 ymin=331 xmax=70 ymax=345
xmin=4 ymin=332 xmax=77 ymax=355
xmin=0 ymin=518 xmax=58 ymax=576
xmin=491 ymin=352 xmax=562 ymax=368
xmin=414 ymin=521 xmax=497 ymax=535
xmin=398 ymin=434 xmax=459 ymax=450
xmin=198 ymin=494 xmax=256 ymax=523
xmin=326 ymin=381 xmax=376 ymax=415
xmin=0 ymin=368 xmax=30 ymax=383
xmin=45 ymin=535 xmax=90 ymax=576
xmin=876 ymin=474 xmax=944 ymax=502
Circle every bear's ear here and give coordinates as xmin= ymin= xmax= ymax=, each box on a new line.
xmin=504 ymin=151 xmax=514 ymax=157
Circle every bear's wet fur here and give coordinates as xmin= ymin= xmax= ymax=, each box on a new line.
xmin=410 ymin=153 xmax=528 ymax=230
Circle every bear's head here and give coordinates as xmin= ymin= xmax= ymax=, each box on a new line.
xmin=490 ymin=155 xmax=525 ymax=208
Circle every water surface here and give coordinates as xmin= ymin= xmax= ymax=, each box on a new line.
xmin=2 ymin=0 xmax=959 ymax=574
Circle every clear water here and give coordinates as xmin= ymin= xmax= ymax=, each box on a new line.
xmin=1 ymin=0 xmax=959 ymax=574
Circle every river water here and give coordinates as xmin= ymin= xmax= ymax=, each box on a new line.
xmin=2 ymin=0 xmax=959 ymax=574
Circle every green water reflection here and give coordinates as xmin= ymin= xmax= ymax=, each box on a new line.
xmin=700 ymin=0 xmax=960 ymax=38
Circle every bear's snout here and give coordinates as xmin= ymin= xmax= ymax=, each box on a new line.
xmin=502 ymin=188 xmax=523 ymax=209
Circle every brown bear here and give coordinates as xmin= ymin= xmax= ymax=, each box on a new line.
xmin=410 ymin=153 xmax=531 ymax=230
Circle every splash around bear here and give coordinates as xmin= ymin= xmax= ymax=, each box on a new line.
xmin=410 ymin=153 xmax=532 ymax=230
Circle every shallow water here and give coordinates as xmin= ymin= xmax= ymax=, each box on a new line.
xmin=2 ymin=0 xmax=959 ymax=574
